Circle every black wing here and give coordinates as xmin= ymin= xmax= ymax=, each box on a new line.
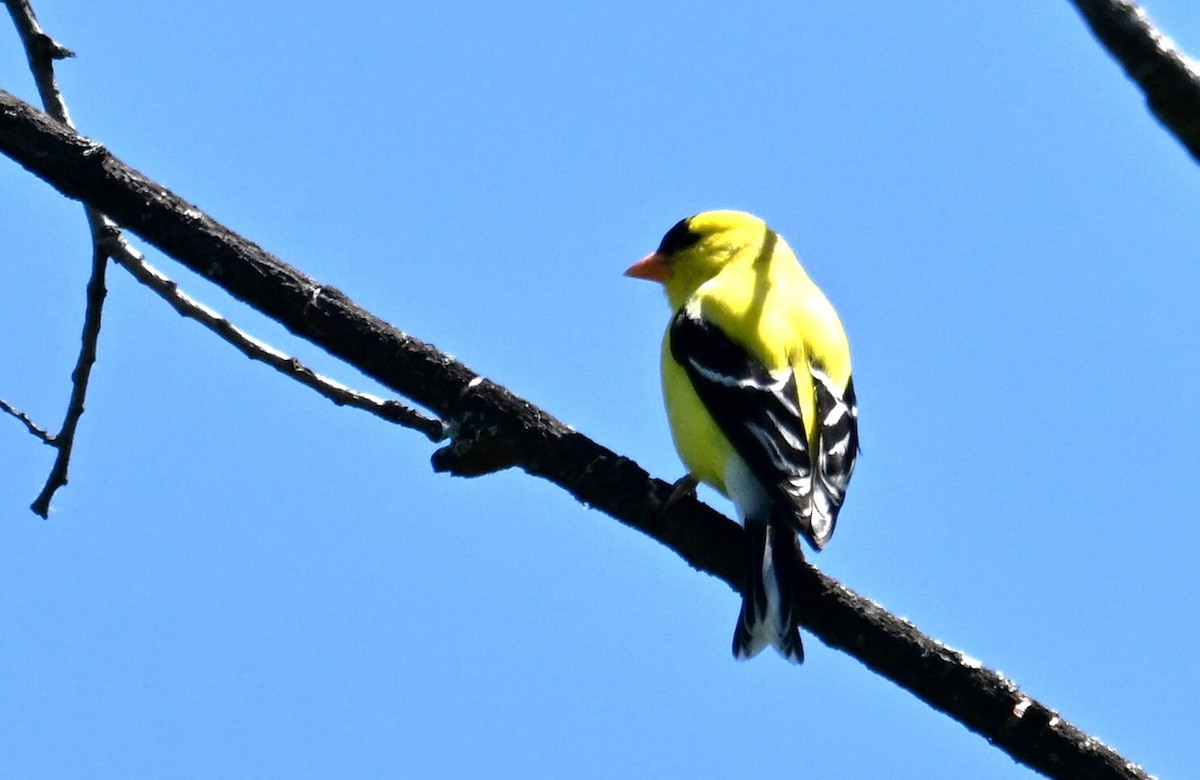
xmin=808 ymin=370 xmax=858 ymax=547
xmin=669 ymin=308 xmax=819 ymax=543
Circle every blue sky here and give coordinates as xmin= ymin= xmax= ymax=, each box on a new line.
xmin=3 ymin=2 xmax=1200 ymax=777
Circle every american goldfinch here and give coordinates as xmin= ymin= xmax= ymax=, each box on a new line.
xmin=626 ymin=210 xmax=858 ymax=663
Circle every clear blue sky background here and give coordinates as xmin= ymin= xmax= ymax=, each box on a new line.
xmin=3 ymin=2 xmax=1199 ymax=778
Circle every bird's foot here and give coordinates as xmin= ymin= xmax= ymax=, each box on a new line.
xmin=660 ymin=473 xmax=699 ymax=515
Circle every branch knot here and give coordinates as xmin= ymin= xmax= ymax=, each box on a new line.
xmin=431 ymin=376 xmax=522 ymax=477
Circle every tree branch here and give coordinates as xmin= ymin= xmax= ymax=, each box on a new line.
xmin=28 ymin=232 xmax=109 ymax=517
xmin=4 ymin=0 xmax=75 ymax=124
xmin=5 ymin=0 xmax=114 ymax=516
xmin=108 ymin=235 xmax=445 ymax=441
xmin=0 ymin=397 xmax=53 ymax=443
xmin=4 ymin=0 xmax=440 ymax=515
xmin=1068 ymin=0 xmax=1200 ymax=163
xmin=0 ymin=90 xmax=1154 ymax=780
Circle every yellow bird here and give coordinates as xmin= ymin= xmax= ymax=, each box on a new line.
xmin=626 ymin=210 xmax=858 ymax=663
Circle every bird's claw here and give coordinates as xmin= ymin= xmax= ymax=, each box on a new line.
xmin=660 ymin=473 xmax=699 ymax=515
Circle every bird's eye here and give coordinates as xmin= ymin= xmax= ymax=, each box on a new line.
xmin=657 ymin=217 xmax=703 ymax=256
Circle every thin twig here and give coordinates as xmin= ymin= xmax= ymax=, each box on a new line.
xmin=4 ymin=0 xmax=74 ymax=123
xmin=108 ymin=234 xmax=444 ymax=440
xmin=0 ymin=397 xmax=53 ymax=443
xmin=1069 ymin=0 xmax=1200 ymax=163
xmin=6 ymin=0 xmax=111 ymax=516
xmin=3 ymin=0 xmax=442 ymax=516
xmin=29 ymin=236 xmax=108 ymax=517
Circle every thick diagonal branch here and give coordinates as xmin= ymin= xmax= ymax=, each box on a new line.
xmin=1069 ymin=0 xmax=1200 ymax=164
xmin=0 ymin=91 xmax=1152 ymax=780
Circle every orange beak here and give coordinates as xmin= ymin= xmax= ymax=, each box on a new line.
xmin=624 ymin=251 xmax=670 ymax=283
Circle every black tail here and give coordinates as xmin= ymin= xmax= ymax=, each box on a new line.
xmin=732 ymin=523 xmax=804 ymax=664
xmin=771 ymin=525 xmax=804 ymax=663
